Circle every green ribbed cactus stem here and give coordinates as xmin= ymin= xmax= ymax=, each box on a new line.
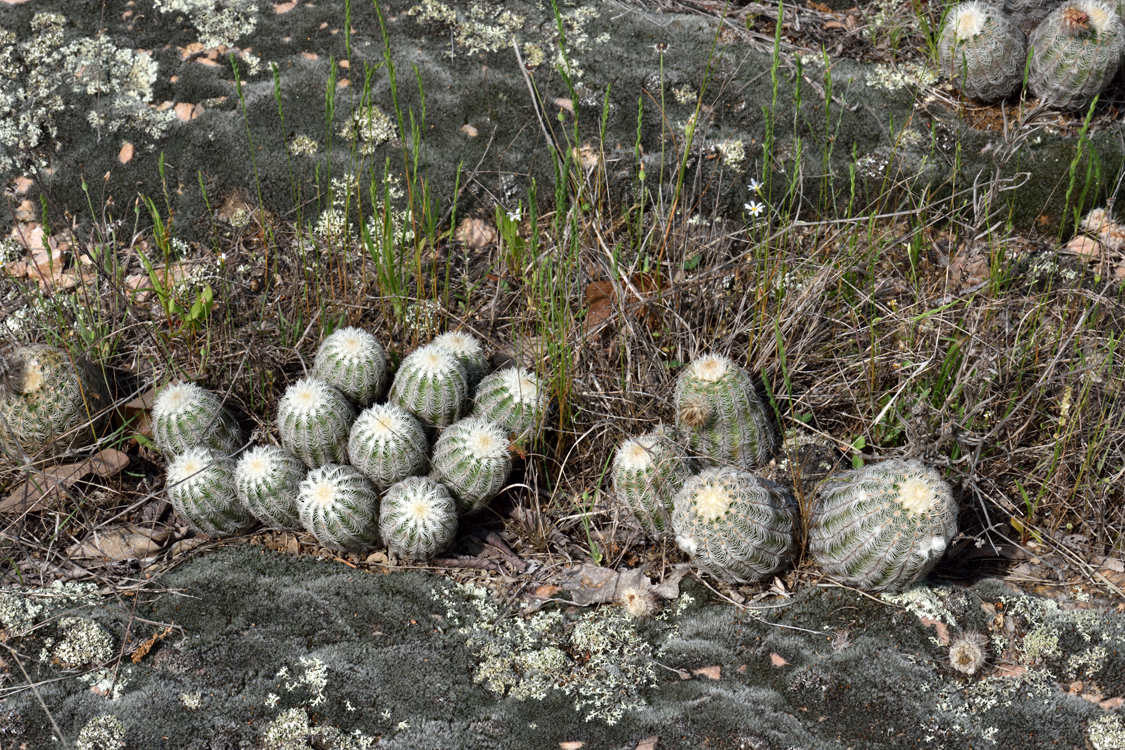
xmin=470 ymin=367 xmax=549 ymax=440
xmin=166 ymin=447 xmax=256 ymax=536
xmin=348 ymin=403 xmax=430 ymax=490
xmin=674 ymin=355 xmax=777 ymax=470
xmin=432 ymin=331 xmax=489 ymax=396
xmin=612 ymin=426 xmax=693 ymax=541
xmin=1028 ymin=0 xmax=1125 ymax=110
xmin=430 ymin=417 xmax=512 ymax=514
xmin=938 ymin=2 xmax=1027 ymax=101
xmin=277 ymin=378 xmax=357 ymax=468
xmin=296 ymin=463 xmax=381 ymax=552
xmin=312 ymin=327 xmax=389 ymax=407
xmin=235 ymin=445 xmax=307 ymax=530
xmin=671 ymin=467 xmax=798 ymax=584
xmin=0 ymin=344 xmax=111 ymax=459
xmin=151 ymin=381 xmax=243 ymax=457
xmin=388 ymin=344 xmax=469 ymax=428
xmin=379 ymin=476 xmax=459 ymax=560
xmin=807 ymin=458 xmax=958 ymax=594
xmin=1003 ymin=0 xmax=1064 ymax=32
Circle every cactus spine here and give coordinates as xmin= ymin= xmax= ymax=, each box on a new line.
xmin=277 ymin=378 xmax=357 ymax=468
xmin=807 ymin=458 xmax=958 ymax=593
xmin=296 ymin=464 xmax=381 ymax=552
xmin=348 ymin=403 xmax=430 ymax=490
xmin=235 ymin=445 xmax=307 ymax=530
xmin=388 ymin=344 xmax=469 ymax=428
xmin=1028 ymin=0 xmax=1125 ymax=110
xmin=379 ymin=476 xmax=459 ymax=560
xmin=312 ymin=327 xmax=389 ymax=407
xmin=671 ymin=467 xmax=798 ymax=584
xmin=938 ymin=2 xmax=1027 ymax=101
xmin=471 ymin=367 xmax=548 ymax=439
xmin=430 ymin=417 xmax=512 ymax=514
xmin=166 ymin=447 xmax=256 ymax=536
xmin=432 ymin=331 xmax=489 ymax=396
xmin=612 ymin=427 xmax=693 ymax=541
xmin=152 ymin=381 xmax=243 ymax=456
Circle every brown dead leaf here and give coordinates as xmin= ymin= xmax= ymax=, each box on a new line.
xmin=583 ymin=273 xmax=665 ymax=336
xmin=533 ymin=584 xmax=559 ymax=598
xmin=286 ymin=534 xmax=299 ymax=556
xmin=1065 ymin=236 xmax=1102 ymax=260
xmin=68 ymin=524 xmax=171 ymax=560
xmin=558 ymin=563 xmax=620 ymax=606
xmin=948 ymin=249 xmax=989 ymax=291
xmin=1101 ymin=697 xmax=1125 ymax=710
xmin=461 ymin=123 xmax=479 ymax=137
xmin=807 ymin=0 xmax=832 ymax=10
xmin=454 ymin=217 xmax=497 ymax=250
xmin=118 ymin=142 xmax=134 ymax=164
xmin=823 ymin=19 xmax=847 ymax=28
xmin=920 ymin=616 xmax=950 ymax=645
xmin=0 ymin=448 xmax=130 ymax=515
xmin=635 ymin=736 xmax=659 ymax=750
xmin=554 ymin=97 xmax=574 ymax=113
xmin=693 ymin=665 xmax=721 ymax=680
xmin=994 ymin=663 xmax=1026 ymax=678
xmin=770 ymin=652 xmax=788 ymax=667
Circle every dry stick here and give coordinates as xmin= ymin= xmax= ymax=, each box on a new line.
xmin=512 ymin=39 xmax=564 ymax=160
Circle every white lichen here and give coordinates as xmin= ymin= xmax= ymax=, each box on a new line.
xmin=75 ymin=714 xmax=126 ymax=750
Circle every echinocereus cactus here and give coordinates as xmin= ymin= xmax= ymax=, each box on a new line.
xmin=0 ymin=344 xmax=111 ymax=459
xmin=388 ymin=344 xmax=469 ymax=428
xmin=430 ymin=417 xmax=512 ymax=514
xmin=348 ymin=403 xmax=429 ymax=490
xmin=151 ymin=381 xmax=243 ymax=457
xmin=379 ymin=476 xmax=459 ymax=560
xmin=807 ymin=458 xmax=958 ymax=594
xmin=470 ymin=367 xmax=549 ymax=439
xmin=1003 ymin=0 xmax=1064 ymax=33
xmin=296 ymin=463 xmax=381 ymax=552
xmin=432 ymin=331 xmax=489 ymax=396
xmin=674 ymin=355 xmax=777 ymax=470
xmin=277 ymin=378 xmax=357 ymax=468
xmin=166 ymin=446 xmax=256 ymax=536
xmin=1028 ymin=0 xmax=1125 ymax=110
xmin=312 ymin=327 xmax=389 ymax=407
xmin=671 ymin=467 xmax=798 ymax=584
xmin=612 ymin=426 xmax=693 ymax=541
xmin=938 ymin=2 xmax=1027 ymax=102
xmin=234 ymin=445 xmax=307 ymax=530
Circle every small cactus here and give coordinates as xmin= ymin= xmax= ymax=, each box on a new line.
xmin=671 ymin=466 xmax=798 ymax=584
xmin=612 ymin=426 xmax=693 ymax=541
xmin=166 ymin=447 xmax=256 ymax=536
xmin=379 ymin=476 xmax=459 ymax=560
xmin=807 ymin=458 xmax=958 ymax=594
xmin=348 ymin=403 xmax=429 ymax=490
xmin=388 ymin=344 xmax=469 ymax=428
xmin=296 ymin=463 xmax=381 ymax=552
xmin=277 ymin=378 xmax=357 ymax=468
xmin=1003 ymin=0 xmax=1064 ymax=33
xmin=432 ymin=331 xmax=489 ymax=396
xmin=430 ymin=417 xmax=512 ymax=514
xmin=674 ymin=355 xmax=777 ymax=470
xmin=235 ymin=445 xmax=306 ymax=530
xmin=1028 ymin=0 xmax=1125 ymax=110
xmin=471 ymin=367 xmax=549 ymax=439
xmin=938 ymin=2 xmax=1027 ymax=102
xmin=151 ymin=381 xmax=243 ymax=457
xmin=312 ymin=326 xmax=389 ymax=407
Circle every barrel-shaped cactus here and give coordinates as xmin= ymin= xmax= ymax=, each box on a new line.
xmin=348 ymin=403 xmax=429 ymax=490
xmin=312 ymin=327 xmax=389 ymax=407
xmin=1028 ymin=0 xmax=1125 ymax=110
xmin=938 ymin=2 xmax=1027 ymax=102
xmin=234 ymin=445 xmax=306 ymax=530
xmin=612 ymin=426 xmax=693 ymax=541
xmin=379 ymin=476 xmax=459 ymax=560
xmin=807 ymin=458 xmax=958 ymax=593
xmin=0 ymin=344 xmax=111 ymax=459
xmin=296 ymin=463 xmax=381 ymax=552
xmin=671 ymin=467 xmax=798 ymax=584
xmin=277 ymin=378 xmax=357 ymax=468
xmin=674 ymin=355 xmax=777 ymax=470
xmin=152 ymin=381 xmax=243 ymax=457
xmin=431 ymin=417 xmax=512 ymax=514
xmin=166 ymin=447 xmax=256 ymax=536
xmin=471 ymin=367 xmax=549 ymax=439
xmin=432 ymin=331 xmax=489 ymax=396
xmin=1003 ymin=0 xmax=1064 ymax=32
xmin=388 ymin=344 xmax=469 ymax=428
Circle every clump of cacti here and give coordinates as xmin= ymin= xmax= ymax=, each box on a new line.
xmin=379 ymin=476 xmax=459 ymax=560
xmin=432 ymin=331 xmax=489 ymax=396
xmin=807 ymin=458 xmax=958 ymax=593
xmin=388 ymin=344 xmax=469 ymax=428
xmin=0 ymin=344 xmax=111 ymax=459
xmin=348 ymin=403 xmax=429 ymax=490
xmin=312 ymin=327 xmax=389 ymax=407
xmin=430 ymin=417 xmax=512 ymax=514
xmin=296 ymin=463 xmax=381 ymax=552
xmin=151 ymin=381 xmax=243 ymax=457
xmin=612 ymin=426 xmax=693 ymax=541
xmin=471 ymin=367 xmax=549 ymax=439
xmin=671 ymin=466 xmax=798 ymax=584
xmin=938 ymin=2 xmax=1028 ymax=101
xmin=166 ymin=447 xmax=256 ymax=536
xmin=234 ymin=445 xmax=306 ymax=530
xmin=674 ymin=355 xmax=776 ymax=470
xmin=277 ymin=378 xmax=357 ymax=468
xmin=1028 ymin=0 xmax=1124 ymax=110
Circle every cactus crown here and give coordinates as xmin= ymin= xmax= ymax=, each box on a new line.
xmin=235 ymin=445 xmax=306 ymax=529
xmin=430 ymin=416 xmax=512 ymax=514
xmin=167 ymin=446 xmax=255 ymax=536
xmin=277 ymin=378 xmax=356 ymax=467
xmin=953 ymin=2 xmax=988 ymax=38
xmin=389 ymin=344 xmax=469 ymax=428
xmin=313 ymin=327 xmax=388 ymax=406
xmin=431 ymin=331 xmax=488 ymax=388
xmin=471 ymin=367 xmax=548 ymax=438
xmin=297 ymin=463 xmax=381 ymax=552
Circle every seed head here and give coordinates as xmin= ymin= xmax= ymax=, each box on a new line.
xmin=949 ymin=630 xmax=990 ymax=675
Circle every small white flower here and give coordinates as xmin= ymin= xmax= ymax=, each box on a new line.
xmin=381 ymin=708 xmax=392 ymax=720
xmin=506 ymin=208 xmax=522 ymax=222
xmin=748 ymin=178 xmax=763 ymax=193
xmin=744 ymin=201 xmax=765 ymax=217
xmin=653 ymin=42 xmax=670 ymax=54
xmin=396 ymin=721 xmax=410 ymax=731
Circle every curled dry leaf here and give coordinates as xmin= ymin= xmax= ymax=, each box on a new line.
xmin=68 ymin=525 xmax=172 ymax=561
xmin=0 ymin=449 xmax=130 ymax=514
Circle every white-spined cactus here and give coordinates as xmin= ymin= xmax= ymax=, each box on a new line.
xmin=296 ymin=463 xmax=381 ymax=552
xmin=277 ymin=378 xmax=357 ymax=468
xmin=312 ymin=326 xmax=389 ymax=407
xmin=671 ymin=466 xmax=798 ymax=584
xmin=612 ymin=426 xmax=693 ymax=541
xmin=348 ymin=403 xmax=429 ymax=490
xmin=807 ymin=458 xmax=958 ymax=593
xmin=151 ymin=381 xmax=243 ymax=456
xmin=379 ymin=476 xmax=459 ymax=560
xmin=388 ymin=344 xmax=469 ymax=428
xmin=938 ymin=2 xmax=1027 ymax=102
xmin=431 ymin=331 xmax=489 ymax=396
xmin=1028 ymin=0 xmax=1125 ymax=111
xmin=471 ymin=367 xmax=549 ymax=439
xmin=234 ymin=445 xmax=306 ymax=530
xmin=430 ymin=417 xmax=512 ymax=514
xmin=166 ymin=446 xmax=256 ymax=536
